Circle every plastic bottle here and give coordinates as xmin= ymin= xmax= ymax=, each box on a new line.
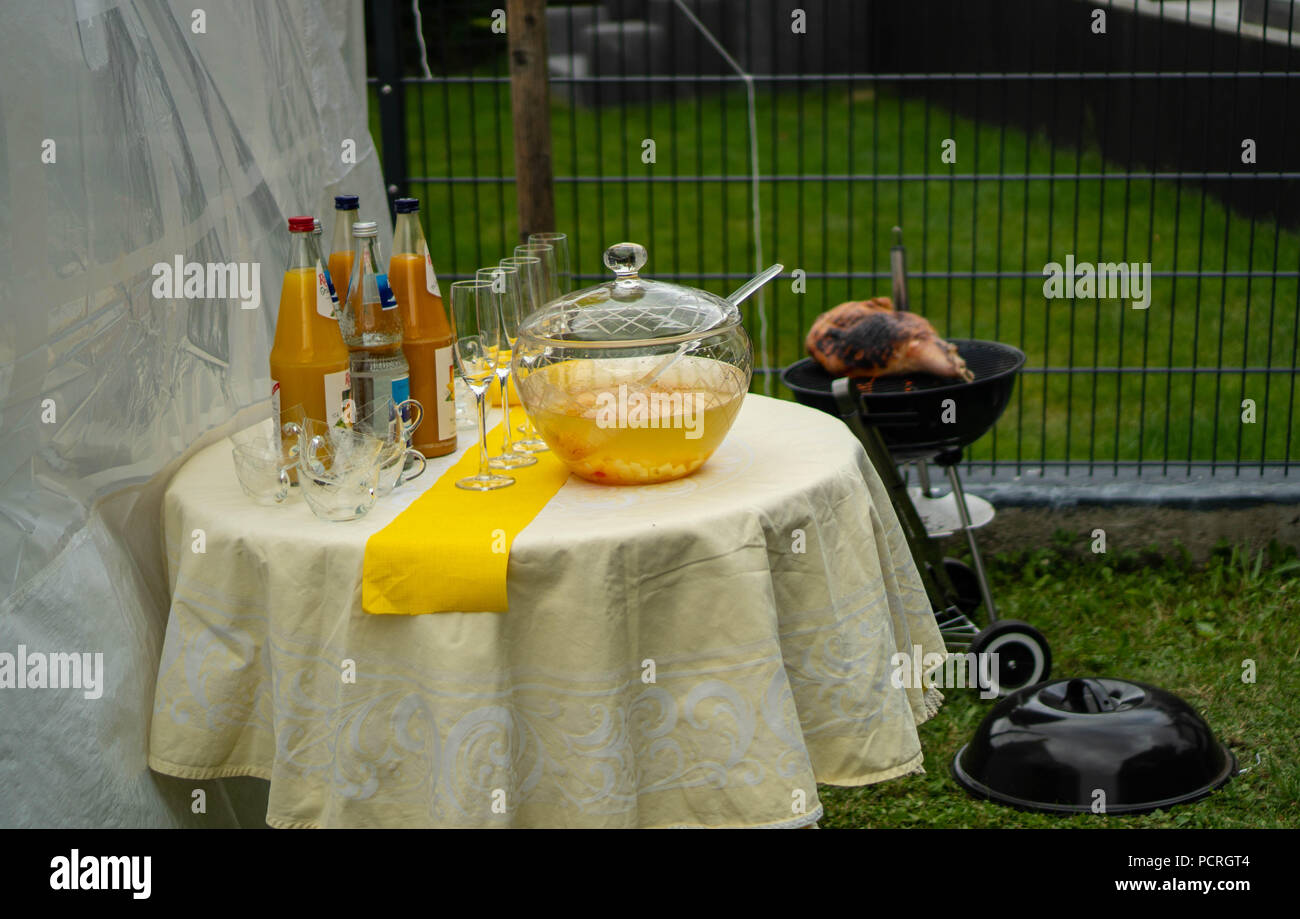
xmin=390 ymin=197 xmax=456 ymax=457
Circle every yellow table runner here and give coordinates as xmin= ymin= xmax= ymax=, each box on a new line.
xmin=362 ymin=407 xmax=570 ymax=614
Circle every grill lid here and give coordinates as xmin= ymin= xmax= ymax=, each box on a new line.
xmin=952 ymin=677 xmax=1236 ymax=815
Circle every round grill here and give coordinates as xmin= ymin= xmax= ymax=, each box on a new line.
xmin=781 ymin=339 xmax=1026 ymax=459
xmin=782 ymin=339 xmax=1023 ymax=397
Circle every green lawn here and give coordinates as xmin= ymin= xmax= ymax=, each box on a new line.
xmin=817 ymin=537 xmax=1300 ymax=828
xmin=374 ymin=80 xmax=1300 ymax=469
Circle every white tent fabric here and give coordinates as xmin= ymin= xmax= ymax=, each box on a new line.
xmin=0 ymin=0 xmax=386 ymax=827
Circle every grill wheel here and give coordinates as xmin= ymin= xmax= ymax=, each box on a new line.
xmin=971 ymin=620 xmax=1053 ymax=697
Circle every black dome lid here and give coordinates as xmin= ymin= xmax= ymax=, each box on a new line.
xmin=953 ymin=677 xmax=1236 ymax=815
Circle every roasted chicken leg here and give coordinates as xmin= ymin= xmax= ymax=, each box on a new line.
xmin=805 ymin=297 xmax=973 ymax=382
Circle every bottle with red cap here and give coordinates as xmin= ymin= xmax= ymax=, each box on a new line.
xmin=269 ymin=216 xmax=352 ymax=432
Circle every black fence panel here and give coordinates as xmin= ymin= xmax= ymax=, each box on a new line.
xmin=366 ymin=0 xmax=1300 ymax=480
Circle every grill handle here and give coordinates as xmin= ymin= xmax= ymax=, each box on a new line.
xmin=891 ymin=226 xmax=910 ymax=313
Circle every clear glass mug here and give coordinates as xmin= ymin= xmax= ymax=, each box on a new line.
xmin=298 ymin=426 xmax=385 ymax=521
xmin=355 ymin=399 xmax=428 ymax=497
xmin=230 ymin=404 xmax=304 ymax=504
xmin=231 ymin=444 xmax=295 ymax=505
xmin=355 ymin=397 xmax=423 ymax=444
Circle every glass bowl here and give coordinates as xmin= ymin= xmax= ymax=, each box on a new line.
xmin=512 ymin=243 xmax=752 ymax=485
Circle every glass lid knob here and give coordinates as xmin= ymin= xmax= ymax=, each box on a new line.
xmin=603 ymin=242 xmax=647 ymax=278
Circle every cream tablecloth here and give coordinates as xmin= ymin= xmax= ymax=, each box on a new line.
xmin=149 ymin=394 xmax=946 ymax=828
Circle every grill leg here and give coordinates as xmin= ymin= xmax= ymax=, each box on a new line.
xmin=915 ymin=459 xmax=934 ymax=497
xmin=830 ymin=379 xmax=962 ymax=612
xmin=942 ymin=463 xmax=998 ymax=621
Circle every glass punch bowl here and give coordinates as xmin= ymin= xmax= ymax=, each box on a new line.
xmin=512 ymin=243 xmax=752 ymax=485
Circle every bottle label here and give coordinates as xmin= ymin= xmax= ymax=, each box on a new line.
xmin=324 ymin=368 xmax=353 ymax=427
xmin=424 ymin=243 xmax=442 ymax=298
xmin=435 ymin=345 xmax=455 ymax=442
xmin=315 ymin=260 xmax=336 ymax=318
xmin=376 ymin=272 xmax=398 ymax=311
xmin=271 ymin=379 xmax=281 ymax=421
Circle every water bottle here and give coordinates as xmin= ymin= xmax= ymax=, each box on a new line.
xmin=340 ymin=220 xmax=411 ymax=432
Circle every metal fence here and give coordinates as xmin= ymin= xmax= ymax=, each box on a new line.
xmin=366 ymin=0 xmax=1300 ymax=486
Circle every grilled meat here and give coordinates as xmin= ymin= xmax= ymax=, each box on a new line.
xmin=805 ymin=297 xmax=973 ymax=382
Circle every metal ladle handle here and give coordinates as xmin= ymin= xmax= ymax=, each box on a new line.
xmin=726 ymin=263 xmax=785 ymax=308
xmin=634 ymin=263 xmax=784 ymax=390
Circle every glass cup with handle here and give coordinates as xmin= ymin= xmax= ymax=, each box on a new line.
xmin=449 ymin=280 xmax=515 ymax=491
xmin=232 ymin=445 xmax=296 ymax=505
xmin=354 ymin=398 xmax=428 ymax=496
xmin=498 ymin=255 xmax=550 ymax=453
xmin=513 ymin=243 xmax=560 ymax=305
xmin=527 ymin=232 xmax=571 ymax=295
xmin=231 ymin=402 xmax=306 ymax=502
xmin=476 ymin=266 xmax=537 ymax=470
xmin=231 ymin=402 xmax=307 ymax=458
xmin=297 ymin=426 xmax=385 ymax=521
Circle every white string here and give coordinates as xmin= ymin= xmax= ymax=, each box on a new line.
xmin=672 ymin=0 xmax=771 ymax=395
xmin=411 ymin=0 xmax=434 ymax=80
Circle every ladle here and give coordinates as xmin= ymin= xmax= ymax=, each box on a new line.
xmin=633 ymin=262 xmax=784 ymax=390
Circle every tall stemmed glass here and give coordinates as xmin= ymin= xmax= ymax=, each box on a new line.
xmin=514 ymin=243 xmax=560 ymax=305
xmin=527 ymin=232 xmax=571 ymax=294
xmin=448 ymin=280 xmax=514 ymax=491
xmin=476 ymin=266 xmax=537 ymax=470
xmin=499 ymin=255 xmax=550 ymax=453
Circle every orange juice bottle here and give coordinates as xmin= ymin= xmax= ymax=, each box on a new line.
xmin=390 ymin=197 xmax=456 ymax=457
xmin=269 ymin=216 xmax=352 ymax=430
xmin=328 ymin=194 xmax=359 ymax=312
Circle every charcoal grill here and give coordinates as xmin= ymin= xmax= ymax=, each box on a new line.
xmin=783 ymin=340 xmax=1024 ymax=460
xmin=782 ymin=338 xmax=1051 ymax=697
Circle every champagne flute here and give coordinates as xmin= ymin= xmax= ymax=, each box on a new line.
xmin=527 ymin=232 xmax=572 ymax=294
xmin=500 ymin=254 xmax=545 ymax=317
xmin=476 ymin=266 xmax=537 ymax=470
xmin=448 ymin=280 xmax=514 ymax=491
xmin=499 ymin=255 xmax=550 ymax=453
xmin=514 ymin=243 xmax=560 ymax=305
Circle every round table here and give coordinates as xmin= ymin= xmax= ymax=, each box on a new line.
xmin=149 ymin=394 xmax=946 ymax=828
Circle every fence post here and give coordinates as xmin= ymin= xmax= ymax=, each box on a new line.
xmin=372 ymin=0 xmax=409 ymax=219
xmin=508 ymin=0 xmax=556 ymax=241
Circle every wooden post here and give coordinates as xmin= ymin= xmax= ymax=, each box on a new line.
xmin=507 ymin=0 xmax=556 ymax=242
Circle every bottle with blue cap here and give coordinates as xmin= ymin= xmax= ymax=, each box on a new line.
xmin=340 ymin=220 xmax=410 ymax=432
xmin=328 ymin=194 xmax=360 ymax=310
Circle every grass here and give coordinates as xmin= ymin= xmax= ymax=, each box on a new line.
xmin=374 ymin=79 xmax=1300 ymax=471
xmin=817 ymin=536 xmax=1300 ymax=828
